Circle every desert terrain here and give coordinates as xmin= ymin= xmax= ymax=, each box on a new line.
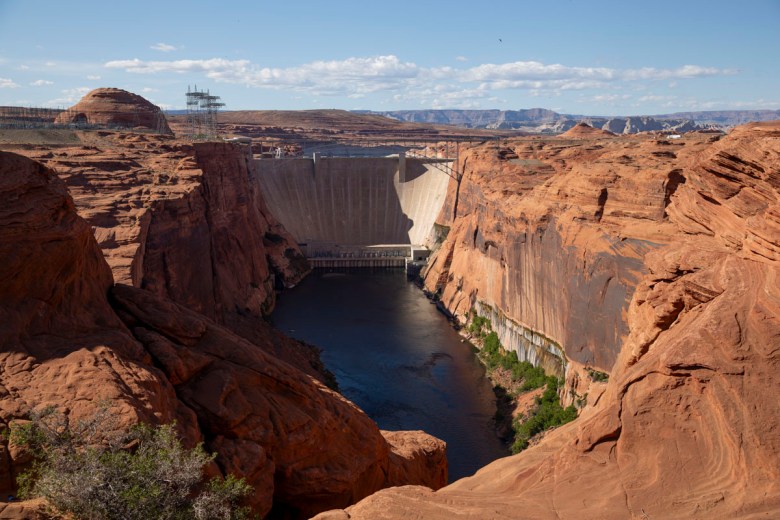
xmin=0 ymin=88 xmax=778 ymax=519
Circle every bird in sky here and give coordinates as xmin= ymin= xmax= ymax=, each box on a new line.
xmin=498 ymin=38 xmax=503 ymax=43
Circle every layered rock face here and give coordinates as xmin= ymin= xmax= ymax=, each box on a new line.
xmin=0 ymin=151 xmax=447 ymax=518
xmin=54 ymin=88 xmax=172 ymax=134
xmin=423 ymin=131 xmax=714 ymax=373
xmin=316 ymin=122 xmax=780 ymax=518
xmin=13 ymin=132 xmax=322 ymax=377
xmin=0 ymin=152 xmax=195 ymax=516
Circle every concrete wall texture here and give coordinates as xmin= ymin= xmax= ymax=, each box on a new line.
xmin=253 ymin=157 xmax=452 ymax=246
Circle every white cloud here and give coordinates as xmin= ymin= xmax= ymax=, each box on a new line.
xmin=590 ymin=94 xmax=632 ymax=102
xmin=45 ymin=86 xmax=91 ymax=107
xmin=87 ymin=74 xmax=101 ymax=80
xmin=455 ymin=56 xmax=468 ymax=62
xmin=106 ymin=55 xmax=422 ymax=96
xmin=18 ymin=65 xmax=29 ymax=70
xmin=728 ymin=98 xmax=780 ymax=108
xmin=464 ymin=61 xmax=616 ymax=82
xmin=150 ymin=43 xmax=177 ymax=52
xmin=106 ymin=57 xmax=250 ymax=75
xmin=677 ymin=98 xmax=780 ymax=110
xmin=103 ymin=55 xmax=739 ymax=106
xmin=142 ymin=87 xmax=158 ymax=93
xmin=462 ymin=61 xmax=736 ymax=92
xmin=638 ymin=94 xmax=677 ymax=102
xmin=621 ymin=65 xmax=737 ymax=81
xmin=30 ymin=79 xmax=54 ymax=86
xmin=0 ymin=77 xmax=20 ymax=88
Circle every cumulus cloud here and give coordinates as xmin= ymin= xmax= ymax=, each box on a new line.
xmin=106 ymin=55 xmax=422 ymax=96
xmin=103 ymin=54 xmax=738 ymax=104
xmin=87 ymin=74 xmax=101 ymax=80
xmin=462 ymin=61 xmax=736 ymax=92
xmin=666 ymin=97 xmax=780 ymax=111
xmin=150 ymin=43 xmax=177 ymax=52
xmin=621 ymin=65 xmax=737 ymax=81
xmin=590 ymin=93 xmax=632 ymax=102
xmin=455 ymin=56 xmax=468 ymax=62
xmin=638 ymin=94 xmax=677 ymax=102
xmin=46 ymin=86 xmax=91 ymax=107
xmin=106 ymin=57 xmax=250 ymax=75
xmin=30 ymin=79 xmax=54 ymax=86
xmin=0 ymin=77 xmax=20 ymax=88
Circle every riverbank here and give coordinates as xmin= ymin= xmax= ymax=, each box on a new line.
xmin=454 ymin=311 xmax=579 ymax=453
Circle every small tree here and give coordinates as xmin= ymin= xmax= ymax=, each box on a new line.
xmin=10 ymin=407 xmax=254 ymax=520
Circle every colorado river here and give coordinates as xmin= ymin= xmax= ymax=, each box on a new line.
xmin=272 ymin=269 xmax=508 ymax=482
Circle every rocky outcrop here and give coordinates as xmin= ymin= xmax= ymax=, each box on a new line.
xmin=54 ymin=88 xmax=172 ymax=134
xmin=110 ymin=284 xmax=390 ymax=518
xmin=424 ymin=133 xmax=714 ymax=372
xmin=368 ymin=109 xmax=704 ymax=134
xmin=0 ymin=150 xmax=192 ymax=492
xmin=11 ymin=133 xmax=320 ymax=378
xmin=381 ymin=431 xmax=447 ymax=489
xmin=315 ymin=122 xmax=780 ymax=518
xmin=561 ymin=122 xmax=615 ymax=138
xmin=596 ymin=116 xmax=699 ymax=134
xmin=0 ymin=151 xmax=448 ymax=518
xmin=138 ymin=141 xmax=307 ymax=321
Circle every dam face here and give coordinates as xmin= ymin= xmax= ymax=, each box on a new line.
xmin=253 ymin=155 xmax=452 ymax=261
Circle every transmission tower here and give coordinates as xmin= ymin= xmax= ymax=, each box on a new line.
xmin=185 ymin=85 xmax=225 ymax=140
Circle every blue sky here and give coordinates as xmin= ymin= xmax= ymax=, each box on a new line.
xmin=0 ymin=0 xmax=778 ymax=115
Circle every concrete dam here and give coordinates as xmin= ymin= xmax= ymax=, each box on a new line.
xmin=254 ymin=155 xmax=453 ymax=266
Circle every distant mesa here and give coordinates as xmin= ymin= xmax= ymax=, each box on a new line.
xmin=55 ymin=87 xmax=172 ymax=135
xmin=561 ymin=122 xmax=616 ymax=138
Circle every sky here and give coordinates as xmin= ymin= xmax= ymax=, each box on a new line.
xmin=0 ymin=0 xmax=778 ymax=115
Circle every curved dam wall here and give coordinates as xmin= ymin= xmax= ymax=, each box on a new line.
xmin=253 ymin=156 xmax=452 ymax=247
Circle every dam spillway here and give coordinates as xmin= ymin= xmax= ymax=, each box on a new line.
xmin=253 ymin=155 xmax=453 ymax=261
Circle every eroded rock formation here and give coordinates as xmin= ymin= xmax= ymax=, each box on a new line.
xmin=54 ymin=88 xmax=172 ymax=134
xmin=315 ymin=122 xmax=780 ymax=518
xmin=560 ymin=122 xmax=616 ymax=138
xmin=0 ymin=150 xmax=448 ymax=518
xmin=11 ymin=132 xmax=324 ymax=379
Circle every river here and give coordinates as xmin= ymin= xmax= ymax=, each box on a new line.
xmin=271 ymin=269 xmax=508 ymax=482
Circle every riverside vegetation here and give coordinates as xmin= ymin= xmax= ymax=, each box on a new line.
xmin=7 ymin=407 xmax=254 ymax=520
xmin=468 ymin=312 xmax=578 ymax=453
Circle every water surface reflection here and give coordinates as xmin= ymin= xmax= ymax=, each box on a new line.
xmin=272 ymin=269 xmax=508 ymax=481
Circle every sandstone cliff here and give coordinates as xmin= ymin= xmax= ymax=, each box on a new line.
xmin=423 ymin=131 xmax=714 ymax=374
xmin=54 ymin=88 xmax=172 ymax=135
xmin=315 ymin=122 xmax=780 ymax=518
xmin=0 ymin=151 xmax=447 ymax=518
xmin=10 ymin=132 xmax=325 ymax=379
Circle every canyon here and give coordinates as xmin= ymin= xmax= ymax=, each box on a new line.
xmin=317 ymin=122 xmax=780 ymax=518
xmin=0 ymin=88 xmax=778 ymax=519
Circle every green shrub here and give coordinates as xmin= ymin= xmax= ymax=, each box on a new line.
xmin=482 ymin=332 xmax=500 ymax=355
xmin=587 ymin=368 xmax=609 ymax=383
xmin=477 ymin=333 xmax=548 ymax=392
xmin=511 ymin=378 xmax=578 ymax=453
xmin=468 ymin=313 xmax=492 ymax=338
xmin=11 ymin=407 xmax=254 ymax=520
xmin=468 ymin=316 xmax=579 ymax=452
